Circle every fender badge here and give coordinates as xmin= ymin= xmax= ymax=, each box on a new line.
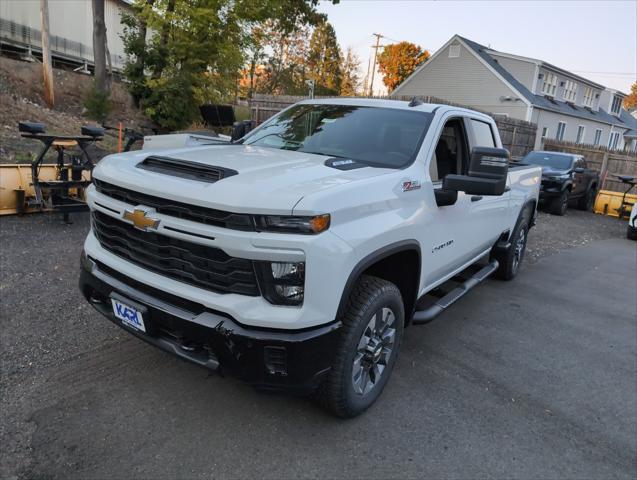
xmin=402 ymin=180 xmax=421 ymax=192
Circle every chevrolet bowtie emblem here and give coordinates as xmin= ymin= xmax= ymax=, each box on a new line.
xmin=123 ymin=208 xmax=160 ymax=231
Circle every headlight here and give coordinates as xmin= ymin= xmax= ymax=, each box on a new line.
xmin=547 ymin=174 xmax=570 ymax=180
xmin=255 ymin=261 xmax=305 ymax=306
xmin=254 ymin=214 xmax=330 ymax=234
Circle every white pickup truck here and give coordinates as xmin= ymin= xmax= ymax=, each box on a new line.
xmin=79 ymin=98 xmax=541 ymax=417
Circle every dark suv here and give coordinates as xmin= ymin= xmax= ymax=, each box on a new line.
xmin=521 ymin=151 xmax=599 ymax=215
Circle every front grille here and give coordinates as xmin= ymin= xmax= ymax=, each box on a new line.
xmin=92 ymin=210 xmax=260 ymax=296
xmin=93 ymin=179 xmax=256 ymax=231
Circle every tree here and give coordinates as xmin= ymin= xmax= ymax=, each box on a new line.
xmin=306 ymin=21 xmax=342 ymax=95
xmin=92 ymin=0 xmax=109 ymax=93
xmin=258 ymin=20 xmax=313 ymax=95
xmin=377 ymin=41 xmax=430 ymax=93
xmin=340 ymin=47 xmax=361 ymax=96
xmin=39 ymin=0 xmax=54 ymax=107
xmin=121 ymin=0 xmax=327 ymax=130
xmin=624 ymin=82 xmax=637 ymax=110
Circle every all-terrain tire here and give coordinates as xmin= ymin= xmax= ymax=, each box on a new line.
xmin=493 ymin=207 xmax=532 ymax=281
xmin=315 ymin=275 xmax=404 ymax=418
xmin=549 ymin=189 xmax=569 ymax=216
xmin=577 ymin=186 xmax=596 ymax=211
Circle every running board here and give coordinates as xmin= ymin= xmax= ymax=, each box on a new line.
xmin=411 ymin=260 xmax=499 ymax=325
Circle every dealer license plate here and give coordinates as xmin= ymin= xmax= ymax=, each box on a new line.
xmin=112 ymin=298 xmax=146 ymax=332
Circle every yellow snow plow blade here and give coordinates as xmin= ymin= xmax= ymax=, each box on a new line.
xmin=593 ymin=189 xmax=636 ymax=218
xmin=0 ymin=164 xmax=90 ymax=215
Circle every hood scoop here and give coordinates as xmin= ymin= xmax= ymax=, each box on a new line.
xmin=137 ymin=155 xmax=238 ymax=183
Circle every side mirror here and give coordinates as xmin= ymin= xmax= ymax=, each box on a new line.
xmin=573 ymin=167 xmax=585 ymax=173
xmin=443 ymin=147 xmax=509 ymax=196
xmin=231 ymin=120 xmax=255 ymax=142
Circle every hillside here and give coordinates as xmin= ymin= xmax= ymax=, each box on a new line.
xmin=0 ymin=56 xmax=149 ymax=163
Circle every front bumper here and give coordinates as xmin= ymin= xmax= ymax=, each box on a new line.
xmin=79 ymin=254 xmax=341 ymax=393
xmin=539 ymin=181 xmax=564 ymax=200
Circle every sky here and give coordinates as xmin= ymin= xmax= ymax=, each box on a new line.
xmin=317 ymin=0 xmax=637 ymax=95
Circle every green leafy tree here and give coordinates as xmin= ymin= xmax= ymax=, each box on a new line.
xmin=377 ymin=41 xmax=430 ymax=93
xmin=306 ymin=21 xmax=342 ymax=95
xmin=340 ymin=47 xmax=361 ymax=96
xmin=121 ymin=0 xmax=328 ymax=130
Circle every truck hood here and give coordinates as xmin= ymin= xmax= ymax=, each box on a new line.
xmin=93 ymin=145 xmax=392 ymax=214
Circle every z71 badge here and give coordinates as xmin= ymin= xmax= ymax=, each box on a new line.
xmin=402 ymin=180 xmax=421 ymax=192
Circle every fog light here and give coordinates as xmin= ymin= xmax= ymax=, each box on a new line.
xmin=254 ymin=261 xmax=305 ymax=306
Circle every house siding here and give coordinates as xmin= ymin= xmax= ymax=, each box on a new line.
xmin=0 ymin=0 xmax=130 ymax=68
xmin=392 ymin=41 xmax=529 ymax=120
xmin=489 ymin=54 xmax=535 ymax=91
xmin=532 ymin=108 xmax=629 ymax=150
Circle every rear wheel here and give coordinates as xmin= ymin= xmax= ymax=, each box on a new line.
xmin=316 ymin=275 xmax=404 ymax=418
xmin=577 ymin=186 xmax=596 ymax=211
xmin=494 ymin=208 xmax=531 ymax=280
xmin=549 ymin=190 xmax=569 ymax=215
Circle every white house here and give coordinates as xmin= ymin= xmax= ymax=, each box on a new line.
xmin=392 ymin=34 xmax=637 ymax=152
xmin=0 ymin=0 xmax=132 ymax=71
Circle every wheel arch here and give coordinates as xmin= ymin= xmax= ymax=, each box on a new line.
xmin=336 ymin=240 xmax=421 ymax=324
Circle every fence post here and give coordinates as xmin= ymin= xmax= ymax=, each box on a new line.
xmin=600 ymin=151 xmax=610 ymax=189
xmin=510 ymin=126 xmax=517 ymax=156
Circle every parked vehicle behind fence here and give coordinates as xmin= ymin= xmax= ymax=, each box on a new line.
xmin=521 ymin=151 xmax=599 ymax=215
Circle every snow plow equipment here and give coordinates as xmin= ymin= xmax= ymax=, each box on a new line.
xmin=0 ymin=123 xmax=103 ymax=221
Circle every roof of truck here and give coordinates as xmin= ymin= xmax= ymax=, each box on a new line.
xmin=296 ymin=97 xmax=493 ymax=120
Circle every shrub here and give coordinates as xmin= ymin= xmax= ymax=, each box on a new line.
xmin=84 ymin=81 xmax=112 ymax=123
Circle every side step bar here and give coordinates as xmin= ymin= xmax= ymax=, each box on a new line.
xmin=412 ymin=260 xmax=499 ymax=325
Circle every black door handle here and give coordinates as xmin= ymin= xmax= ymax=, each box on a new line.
xmin=471 ymin=195 xmax=483 ymax=202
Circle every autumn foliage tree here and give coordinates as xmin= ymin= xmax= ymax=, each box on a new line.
xmin=624 ymin=82 xmax=637 ymax=110
xmin=377 ymin=41 xmax=430 ymax=92
xmin=340 ymin=47 xmax=361 ymax=96
xmin=121 ymin=0 xmax=326 ymax=130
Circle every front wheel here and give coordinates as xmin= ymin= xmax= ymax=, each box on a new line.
xmin=549 ymin=190 xmax=569 ymax=215
xmin=316 ymin=275 xmax=404 ymax=418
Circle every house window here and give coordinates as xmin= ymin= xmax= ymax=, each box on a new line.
xmin=576 ymin=126 xmax=585 ymax=143
xmin=563 ymin=80 xmax=578 ymax=102
xmin=608 ymin=131 xmax=621 ymax=149
xmin=593 ymin=129 xmax=602 ymax=145
xmin=556 ymin=121 xmax=567 ymax=141
xmin=583 ymin=87 xmax=594 ymax=107
xmin=541 ymin=127 xmax=549 ymax=140
xmin=449 ymin=44 xmax=460 ymax=58
xmin=610 ymin=95 xmax=622 ymax=115
xmin=542 ymin=72 xmax=558 ymax=97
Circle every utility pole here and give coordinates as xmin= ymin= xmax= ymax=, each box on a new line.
xmin=40 ymin=0 xmax=54 ymax=107
xmin=363 ymin=55 xmax=372 ymax=97
xmin=368 ymin=33 xmax=383 ymax=96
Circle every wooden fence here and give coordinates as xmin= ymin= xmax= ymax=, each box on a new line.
xmin=249 ymin=94 xmax=537 ymax=160
xmin=543 ymin=139 xmax=637 ymax=193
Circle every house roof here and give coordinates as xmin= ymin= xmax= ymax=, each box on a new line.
xmin=458 ymin=36 xmax=637 ymax=133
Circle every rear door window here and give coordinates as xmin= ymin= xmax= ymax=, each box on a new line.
xmin=471 ymin=119 xmax=496 ymax=147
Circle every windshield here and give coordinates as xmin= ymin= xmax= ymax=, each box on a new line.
xmin=523 ymin=152 xmax=573 ymax=170
xmin=242 ymin=104 xmax=433 ymax=168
